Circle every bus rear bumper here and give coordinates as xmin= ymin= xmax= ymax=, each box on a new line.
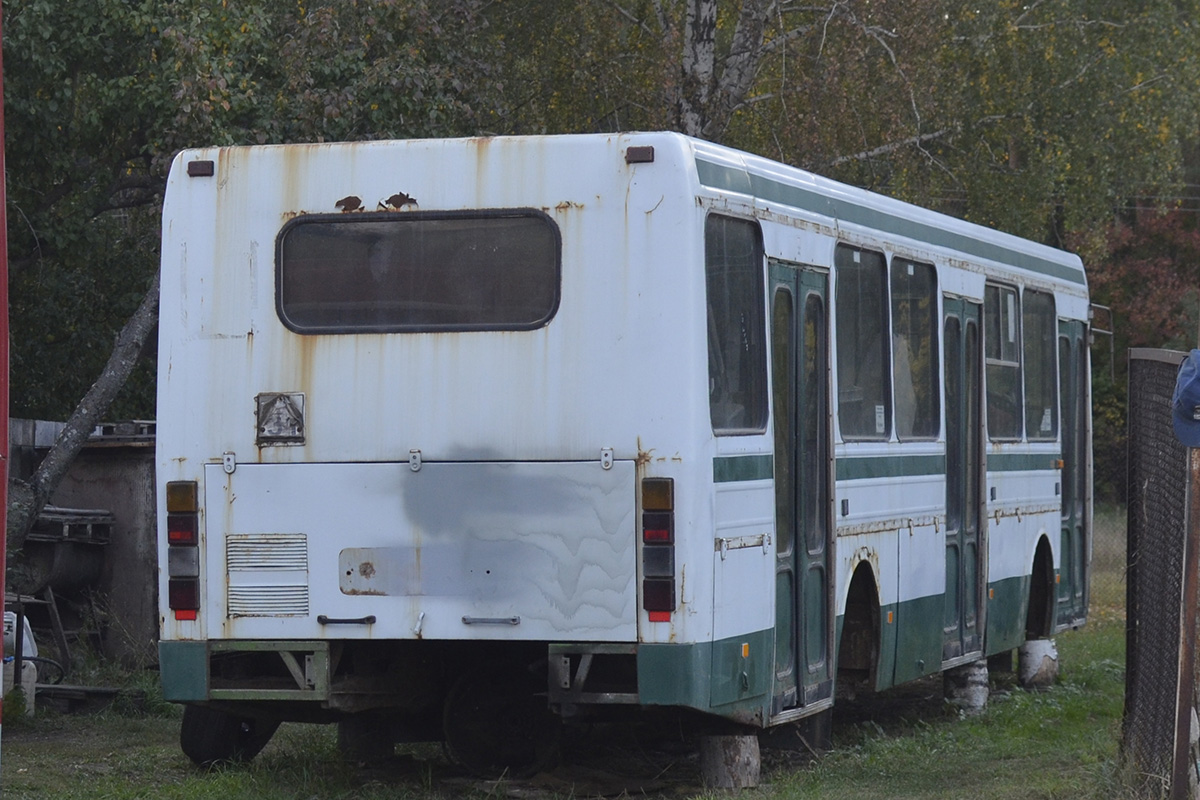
xmin=160 ymin=640 xmax=331 ymax=703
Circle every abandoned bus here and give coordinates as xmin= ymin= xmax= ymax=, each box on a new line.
xmin=156 ymin=133 xmax=1090 ymax=774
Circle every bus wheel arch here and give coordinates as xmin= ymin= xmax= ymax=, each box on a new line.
xmin=836 ymin=561 xmax=881 ymax=696
xmin=1018 ymin=535 xmax=1060 ymax=688
xmin=1025 ymin=535 xmax=1055 ymax=640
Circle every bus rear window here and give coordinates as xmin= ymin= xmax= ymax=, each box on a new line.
xmin=276 ymin=210 xmax=560 ymax=333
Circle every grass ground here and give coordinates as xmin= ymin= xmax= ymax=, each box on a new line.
xmin=761 ymin=618 xmax=1126 ymax=800
xmin=0 ymin=619 xmax=1130 ymax=799
xmin=1 ymin=509 xmax=1132 ymax=798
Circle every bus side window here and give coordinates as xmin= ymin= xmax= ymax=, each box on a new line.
xmin=835 ymin=244 xmax=890 ymax=440
xmin=705 ymin=215 xmax=767 ymax=435
xmin=891 ymin=258 xmax=939 ymax=440
xmin=1022 ymin=289 xmax=1058 ymax=440
xmin=984 ymin=283 xmax=1022 ymax=440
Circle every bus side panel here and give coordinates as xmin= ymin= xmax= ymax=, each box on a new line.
xmin=984 ymin=462 xmax=1060 ymax=654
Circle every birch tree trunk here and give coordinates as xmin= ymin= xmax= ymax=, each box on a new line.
xmin=7 ymin=271 xmax=160 ymax=555
xmin=675 ymin=0 xmax=772 ymax=139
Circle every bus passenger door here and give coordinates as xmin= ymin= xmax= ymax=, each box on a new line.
xmin=1057 ymin=320 xmax=1089 ymax=628
xmin=943 ymin=298 xmax=984 ymax=663
xmin=770 ymin=262 xmax=834 ymax=715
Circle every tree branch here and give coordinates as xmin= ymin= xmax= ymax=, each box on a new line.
xmin=606 ymin=0 xmax=658 ymax=36
xmin=704 ymin=0 xmax=771 ymax=138
xmin=7 ymin=270 xmax=161 ymax=556
xmin=824 ymin=128 xmax=954 ymax=167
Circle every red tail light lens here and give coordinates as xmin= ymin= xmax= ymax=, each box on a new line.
xmin=168 ymin=578 xmax=200 ymax=610
xmin=167 ymin=513 xmax=198 ymax=545
xmin=642 ymin=511 xmax=673 ymax=543
xmin=643 ymin=578 xmax=675 ymax=612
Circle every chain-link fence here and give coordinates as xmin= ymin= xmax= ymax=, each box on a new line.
xmin=1091 ymin=505 xmax=1126 ymax=622
xmin=1123 ymin=348 xmax=1194 ymax=798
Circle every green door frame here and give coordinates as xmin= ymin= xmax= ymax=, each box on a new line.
xmin=943 ymin=297 xmax=985 ymax=663
xmin=1057 ymin=319 xmax=1089 ymax=628
xmin=769 ymin=261 xmax=834 ymax=715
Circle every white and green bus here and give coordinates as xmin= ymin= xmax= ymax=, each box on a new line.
xmin=156 ymin=132 xmax=1090 ymax=774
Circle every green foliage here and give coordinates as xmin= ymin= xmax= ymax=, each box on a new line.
xmin=940 ymin=1 xmax=1200 ymax=241
xmin=489 ymin=0 xmax=670 ymax=134
xmin=493 ymin=1 xmax=1200 ymax=246
xmin=1071 ymin=209 xmax=1200 ymax=503
xmin=8 ymin=0 xmax=1200 ymax=433
xmin=4 ymin=0 xmax=504 ymax=420
xmin=1091 ymin=373 xmax=1128 ymax=505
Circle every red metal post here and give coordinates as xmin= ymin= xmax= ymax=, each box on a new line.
xmin=0 ymin=0 xmax=11 ymax=766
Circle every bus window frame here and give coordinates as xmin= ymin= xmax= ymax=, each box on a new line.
xmin=984 ymin=281 xmax=1023 ymax=441
xmin=705 ymin=213 xmax=768 ymax=437
xmin=274 ymin=208 xmax=562 ymax=335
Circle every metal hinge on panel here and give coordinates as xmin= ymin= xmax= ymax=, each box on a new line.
xmin=600 ymin=448 xmax=614 ymax=470
xmin=303 ymin=654 xmax=316 ymax=688
xmin=222 ymin=452 xmax=236 ymax=475
xmin=409 ymin=449 xmax=422 ymax=472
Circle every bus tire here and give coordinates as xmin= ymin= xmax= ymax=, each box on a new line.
xmin=180 ymin=704 xmax=280 ymax=768
xmin=337 ymin=712 xmax=395 ymax=762
xmin=442 ymin=666 xmax=560 ymax=778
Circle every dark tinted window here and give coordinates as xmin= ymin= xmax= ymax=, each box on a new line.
xmin=277 ymin=211 xmax=560 ymax=333
xmin=985 ymin=283 xmax=1021 ymax=440
xmin=891 ymin=258 xmax=939 ymax=440
xmin=706 ymin=215 xmax=767 ymax=434
xmin=836 ymin=245 xmax=890 ymax=440
xmin=1022 ymin=290 xmax=1058 ymax=440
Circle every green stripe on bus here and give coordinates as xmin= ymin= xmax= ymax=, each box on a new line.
xmin=638 ymin=628 xmax=773 ymax=716
xmin=835 ymin=454 xmax=946 ymax=481
xmin=713 ymin=454 xmax=774 ymax=483
xmin=986 ymin=574 xmax=1030 ymax=656
xmin=159 ymin=640 xmax=209 ymax=701
xmin=988 ymin=452 xmax=1061 ymax=472
xmin=695 ymin=159 xmax=1086 ymax=286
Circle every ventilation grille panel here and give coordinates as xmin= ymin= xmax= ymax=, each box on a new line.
xmin=226 ymin=533 xmax=309 ymax=617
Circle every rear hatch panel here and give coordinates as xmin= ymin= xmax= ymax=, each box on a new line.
xmin=204 ymin=460 xmax=637 ymax=642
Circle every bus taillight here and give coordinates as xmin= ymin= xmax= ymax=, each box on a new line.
xmin=166 ymin=480 xmax=200 ymax=620
xmin=641 ymin=477 xmax=675 ymax=621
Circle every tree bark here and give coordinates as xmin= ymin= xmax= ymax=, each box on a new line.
xmin=6 ymin=270 xmax=160 ymax=554
xmin=678 ymin=0 xmax=718 ymax=137
xmin=675 ymin=0 xmax=774 ymax=140
xmin=703 ymin=0 xmax=770 ymax=139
